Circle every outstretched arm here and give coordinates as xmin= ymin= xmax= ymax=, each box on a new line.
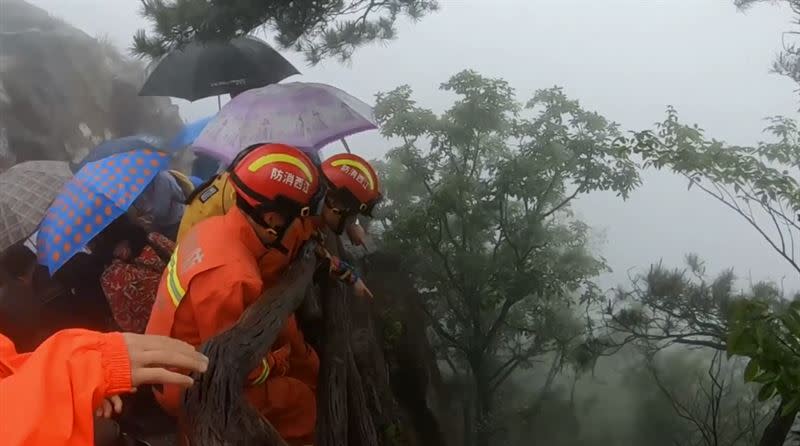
xmin=1 ymin=329 xmax=208 ymax=446
xmin=0 ymin=329 xmax=132 ymax=446
xmin=313 ymin=239 xmax=373 ymax=299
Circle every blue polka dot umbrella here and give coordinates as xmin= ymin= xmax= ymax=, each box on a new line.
xmin=37 ymin=149 xmax=170 ymax=274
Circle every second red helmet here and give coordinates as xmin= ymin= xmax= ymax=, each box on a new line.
xmin=320 ymin=153 xmax=381 ymax=215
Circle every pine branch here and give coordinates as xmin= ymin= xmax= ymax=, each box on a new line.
xmin=132 ymin=0 xmax=439 ymax=63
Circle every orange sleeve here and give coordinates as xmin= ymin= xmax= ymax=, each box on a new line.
xmin=188 ymin=265 xmax=285 ymax=386
xmin=0 ymin=329 xmax=132 ymax=446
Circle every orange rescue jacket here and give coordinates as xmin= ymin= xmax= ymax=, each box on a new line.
xmin=258 ymin=217 xmax=318 ymax=285
xmin=146 ymin=207 xmax=266 ymax=413
xmin=0 ymin=329 xmax=132 ymax=446
xmin=176 ymin=171 xmax=318 ymax=272
xmin=145 ymin=207 xmax=317 ymax=415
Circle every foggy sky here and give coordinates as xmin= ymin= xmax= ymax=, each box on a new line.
xmin=26 ymin=0 xmax=800 ymax=291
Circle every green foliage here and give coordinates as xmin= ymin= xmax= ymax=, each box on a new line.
xmin=375 ymin=71 xmax=640 ymax=360
xmin=728 ymin=298 xmax=800 ymax=416
xmin=604 ymin=255 xmax=734 ymax=353
xmin=606 ymin=253 xmax=795 ymax=443
xmin=603 ymin=256 xmax=778 ymax=445
xmin=646 ymin=108 xmax=799 ymax=209
xmin=132 ymin=0 xmax=439 ymax=63
xmin=373 ymin=69 xmax=648 ymax=440
xmin=621 ymin=100 xmax=800 ymax=443
xmin=382 ymin=421 xmax=408 ymax=446
xmin=628 ymin=108 xmax=800 ymax=274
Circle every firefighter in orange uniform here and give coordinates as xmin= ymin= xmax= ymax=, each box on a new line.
xmin=146 ymin=143 xmax=325 ymax=445
xmin=250 ymin=152 xmax=384 ymax=400
xmin=253 ymin=152 xmax=381 ymax=298
xmin=318 ymin=152 xmax=381 ymax=242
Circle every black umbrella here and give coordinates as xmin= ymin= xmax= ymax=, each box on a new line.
xmin=139 ymin=36 xmax=300 ymax=102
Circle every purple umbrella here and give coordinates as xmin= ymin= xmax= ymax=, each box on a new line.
xmin=193 ymin=82 xmax=378 ymax=163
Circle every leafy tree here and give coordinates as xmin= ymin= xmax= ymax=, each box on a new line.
xmin=728 ymin=296 xmax=800 ymax=445
xmin=132 ymin=0 xmax=439 ymax=63
xmin=602 ymin=254 xmax=734 ymax=354
xmin=372 ymin=70 xmax=644 ymax=446
xmin=632 ymin=6 xmax=800 ymax=441
xmin=633 ymin=110 xmax=800 ymax=275
xmin=605 ymin=253 xmax=797 ymax=445
xmin=622 ymin=105 xmax=800 ymax=444
xmin=736 ymin=0 xmax=800 ymax=91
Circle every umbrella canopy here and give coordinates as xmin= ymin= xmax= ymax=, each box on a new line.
xmin=169 ymin=116 xmax=214 ymax=149
xmin=73 ymin=135 xmax=163 ymax=172
xmin=193 ymin=82 xmax=378 ymax=163
xmin=139 ymin=36 xmax=300 ymax=101
xmin=0 ymin=161 xmax=72 ymax=252
xmin=37 ymin=149 xmax=170 ymax=273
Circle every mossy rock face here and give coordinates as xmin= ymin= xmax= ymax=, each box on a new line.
xmin=380 ymin=309 xmax=405 ymax=351
xmin=382 ymin=421 xmax=411 ymax=446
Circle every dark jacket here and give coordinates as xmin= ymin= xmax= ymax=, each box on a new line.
xmin=44 ymin=253 xmax=115 ymax=334
xmin=0 ymin=276 xmax=41 ymax=352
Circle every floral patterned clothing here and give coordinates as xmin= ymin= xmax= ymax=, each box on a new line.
xmin=100 ymin=233 xmax=175 ymax=333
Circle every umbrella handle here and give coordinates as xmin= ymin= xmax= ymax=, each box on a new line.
xmin=340 ymin=138 xmax=351 ymax=154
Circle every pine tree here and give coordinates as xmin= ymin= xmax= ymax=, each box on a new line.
xmin=736 ymin=0 xmax=800 ymax=91
xmin=132 ymin=0 xmax=439 ymax=64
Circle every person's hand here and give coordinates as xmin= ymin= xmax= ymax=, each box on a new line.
xmin=136 ymin=215 xmax=155 ymax=232
xmin=112 ymin=241 xmax=132 ymax=261
xmin=95 ymin=395 xmax=123 ymax=418
xmin=268 ymin=344 xmax=291 ymax=377
xmin=122 ymin=333 xmax=209 ymax=388
xmin=353 ymin=278 xmax=374 ymax=299
xmin=127 ymin=206 xmax=154 ymax=229
xmin=346 ymin=223 xmax=367 ymax=246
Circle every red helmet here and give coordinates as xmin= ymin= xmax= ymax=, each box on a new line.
xmin=321 ymin=153 xmax=381 ymax=215
xmin=229 ymin=143 xmax=321 ymax=219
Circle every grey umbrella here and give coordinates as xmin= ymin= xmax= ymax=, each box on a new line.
xmin=0 ymin=160 xmax=72 ymax=252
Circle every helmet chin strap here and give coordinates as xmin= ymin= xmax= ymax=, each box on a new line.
xmin=326 ymin=200 xmax=356 ymax=235
xmin=334 ymin=215 xmax=348 ymax=235
xmin=236 ymin=196 xmax=291 ymax=255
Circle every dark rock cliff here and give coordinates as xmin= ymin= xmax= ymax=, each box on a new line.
xmin=0 ymin=0 xmax=182 ymax=169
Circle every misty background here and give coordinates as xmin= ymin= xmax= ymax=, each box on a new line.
xmin=28 ymin=0 xmax=798 ymax=291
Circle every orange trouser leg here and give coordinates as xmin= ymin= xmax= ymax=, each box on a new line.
xmin=280 ymin=315 xmax=321 ymax=392
xmin=287 ymin=343 xmax=320 ymax=392
xmin=247 ymin=376 xmax=317 ymax=445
